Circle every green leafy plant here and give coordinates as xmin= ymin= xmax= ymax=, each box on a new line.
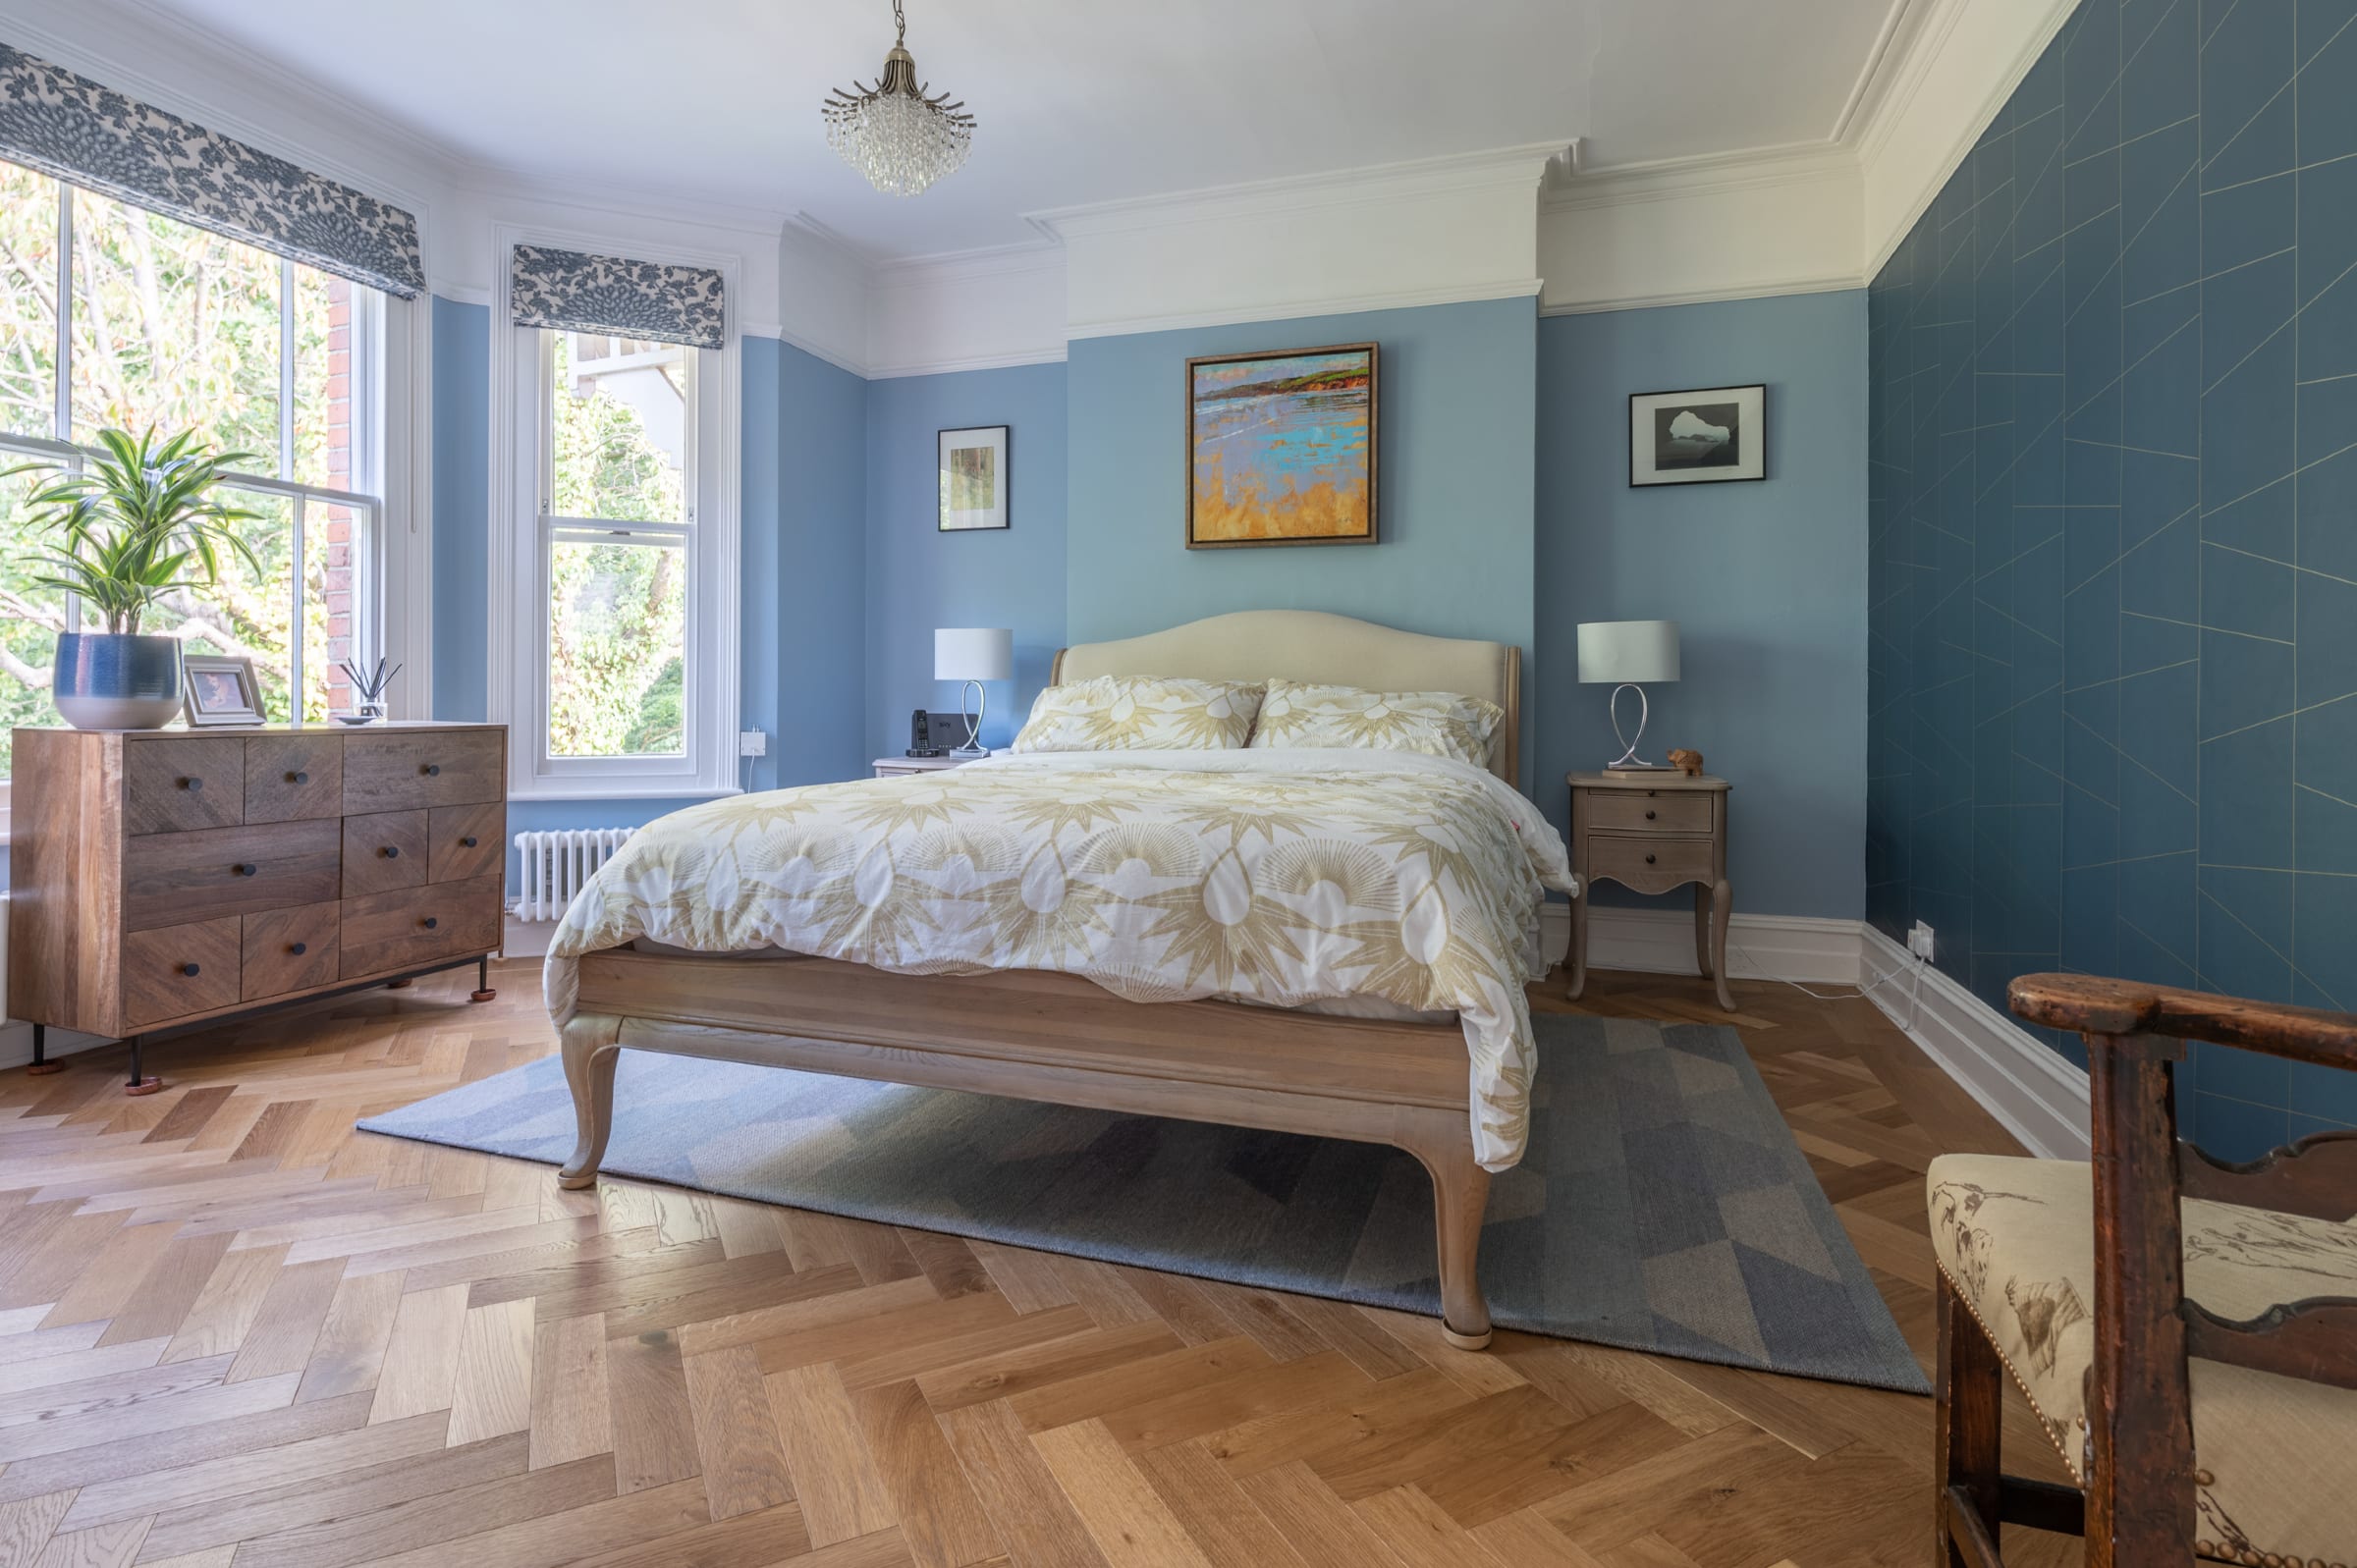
xmin=4 ymin=427 xmax=263 ymax=635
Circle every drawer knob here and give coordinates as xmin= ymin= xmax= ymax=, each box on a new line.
xmin=460 ymin=836 xmax=477 ymax=848
xmin=421 ymin=916 xmax=439 ymax=930
xmin=181 ymin=962 xmax=201 ymax=977
xmin=381 ymin=845 xmax=400 ymax=858
xmin=1645 ymin=809 xmax=1657 ymax=820
xmin=422 ymin=763 xmax=441 ymax=777
xmin=289 ymin=770 xmax=308 ymax=784
xmin=235 ymin=863 xmax=257 ymax=877
xmin=1645 ymin=853 xmax=1657 ymax=865
xmin=180 ymin=776 xmax=201 ymax=791
xmin=289 ymin=942 xmax=307 ymax=956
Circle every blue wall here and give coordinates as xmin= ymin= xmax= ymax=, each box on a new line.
xmin=1867 ymin=0 xmax=2357 ymax=1156
xmin=863 ymin=362 xmax=1067 ymax=756
xmin=1538 ymin=293 xmax=1869 ymax=920
xmin=430 ymin=297 xmax=490 ymax=723
xmin=1066 ymin=297 xmax=1539 ymax=789
xmin=777 ymin=340 xmax=870 ymax=786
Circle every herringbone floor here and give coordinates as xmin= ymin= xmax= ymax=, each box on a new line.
xmin=0 ymin=960 xmax=2082 ymax=1568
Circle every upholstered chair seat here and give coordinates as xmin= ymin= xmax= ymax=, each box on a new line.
xmin=1927 ymin=1152 xmax=2357 ymax=1567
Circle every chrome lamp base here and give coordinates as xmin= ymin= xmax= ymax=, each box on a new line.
xmin=1600 ymin=682 xmax=1667 ymax=777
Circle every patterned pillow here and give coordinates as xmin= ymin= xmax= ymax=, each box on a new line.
xmin=1248 ymin=678 xmax=1503 ymax=767
xmin=1012 ymin=675 xmax=1265 ymax=752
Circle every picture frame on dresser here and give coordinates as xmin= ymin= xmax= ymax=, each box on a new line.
xmin=183 ymin=655 xmax=265 ymax=727
xmin=7 ymin=723 xmax=509 ymax=1092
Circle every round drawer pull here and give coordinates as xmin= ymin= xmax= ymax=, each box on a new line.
xmin=421 ymin=916 xmax=439 ymax=930
xmin=461 ymin=835 xmax=477 ymax=848
xmin=422 ymin=763 xmax=441 ymax=778
xmin=1645 ymin=853 xmax=1657 ymax=865
xmin=1645 ymin=809 xmax=1657 ymax=820
xmin=289 ymin=942 xmax=307 ymax=956
xmin=235 ymin=863 xmax=257 ymax=877
xmin=180 ymin=776 xmax=201 ymax=791
xmin=181 ymin=962 xmax=201 ymax=977
xmin=289 ymin=770 xmax=308 ymax=784
xmin=381 ymin=845 xmax=400 ymax=858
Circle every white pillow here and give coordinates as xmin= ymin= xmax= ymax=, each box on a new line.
xmin=1248 ymin=678 xmax=1502 ymax=767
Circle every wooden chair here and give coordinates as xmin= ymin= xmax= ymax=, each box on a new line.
xmin=1928 ymin=973 xmax=2357 ymax=1568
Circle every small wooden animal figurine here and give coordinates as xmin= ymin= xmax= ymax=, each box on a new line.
xmin=1668 ymin=748 xmax=1704 ymax=778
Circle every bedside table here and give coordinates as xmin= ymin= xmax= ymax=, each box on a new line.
xmin=872 ymin=754 xmax=981 ymax=779
xmin=1566 ymin=770 xmax=1733 ymax=1010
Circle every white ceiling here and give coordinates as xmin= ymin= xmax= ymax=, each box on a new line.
xmin=120 ymin=0 xmax=1903 ymax=260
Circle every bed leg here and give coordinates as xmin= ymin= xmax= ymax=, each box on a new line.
xmin=557 ymin=1013 xmax=623 ymax=1191
xmin=1395 ymin=1106 xmax=1495 ymax=1350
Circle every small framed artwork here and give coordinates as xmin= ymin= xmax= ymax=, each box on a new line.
xmin=1186 ymin=342 xmax=1377 ymax=548
xmin=1629 ymin=384 xmax=1767 ymax=487
xmin=183 ymin=655 xmax=265 ymax=727
xmin=938 ymin=425 xmax=1010 ymax=531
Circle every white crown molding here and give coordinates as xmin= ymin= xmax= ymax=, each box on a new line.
xmin=1830 ymin=0 xmax=1939 ymax=145
xmin=866 ymin=346 xmax=1069 ymax=380
xmin=1542 ymin=141 xmax=1858 ymax=212
xmin=1067 ymin=278 xmax=1543 ymax=343
xmin=1538 ymin=272 xmax=1867 ymax=317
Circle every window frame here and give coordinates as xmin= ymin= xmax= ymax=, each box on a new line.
xmin=0 ymin=175 xmax=410 ymax=830
xmin=487 ymin=226 xmax=741 ymax=802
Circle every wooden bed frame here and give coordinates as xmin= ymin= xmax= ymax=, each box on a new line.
xmin=558 ymin=610 xmax=1524 ymax=1350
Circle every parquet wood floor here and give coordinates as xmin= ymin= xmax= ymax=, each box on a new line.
xmin=0 ymin=960 xmax=2085 ymax=1568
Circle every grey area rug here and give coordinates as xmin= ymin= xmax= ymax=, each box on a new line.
xmin=359 ymin=1013 xmax=1928 ymax=1394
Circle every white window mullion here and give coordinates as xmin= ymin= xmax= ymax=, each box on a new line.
xmin=278 ymin=257 xmax=297 ymax=481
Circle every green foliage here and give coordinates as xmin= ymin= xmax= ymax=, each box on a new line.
xmin=6 ymin=426 xmax=263 ymax=634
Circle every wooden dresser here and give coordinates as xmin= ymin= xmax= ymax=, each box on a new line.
xmin=9 ymin=722 xmax=507 ymax=1089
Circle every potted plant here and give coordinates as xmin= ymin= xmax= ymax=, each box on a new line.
xmin=7 ymin=427 xmax=262 ymax=730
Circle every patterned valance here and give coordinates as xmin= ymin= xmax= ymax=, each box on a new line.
xmin=509 ymin=244 xmax=725 ymax=351
xmin=0 ymin=44 xmax=424 ymax=298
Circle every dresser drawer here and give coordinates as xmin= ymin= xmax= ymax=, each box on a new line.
xmin=429 ymin=802 xmax=505 ymax=884
xmin=343 ymin=810 xmax=427 ymax=896
xmin=340 ymin=874 xmax=500 ymax=978
xmin=126 ymin=737 xmax=245 ymax=835
xmin=245 ymin=734 xmax=343 ymax=823
xmin=344 ymin=731 xmax=503 ymax=813
xmin=243 ymin=902 xmax=341 ymax=1000
xmin=122 ymin=819 xmax=344 ymax=932
xmin=1585 ymin=791 xmax=1715 ymax=835
xmin=1587 ymin=833 xmax=1716 ymax=894
xmin=122 ymin=916 xmax=242 ymax=1027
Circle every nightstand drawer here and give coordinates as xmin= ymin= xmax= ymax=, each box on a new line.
xmin=343 ymin=810 xmax=428 ymax=896
xmin=122 ymin=916 xmax=242 ymax=1027
xmin=1586 ymin=791 xmax=1714 ymax=835
xmin=122 ymin=819 xmax=344 ymax=931
xmin=340 ymin=874 xmax=501 ymax=978
xmin=126 ymin=737 xmax=246 ymax=835
xmin=243 ymin=902 xmax=341 ymax=999
xmin=1588 ymin=833 xmax=1715 ymax=893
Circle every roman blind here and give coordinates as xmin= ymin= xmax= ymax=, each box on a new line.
xmin=509 ymin=243 xmax=726 ymax=352
xmin=0 ymin=43 xmax=425 ymax=298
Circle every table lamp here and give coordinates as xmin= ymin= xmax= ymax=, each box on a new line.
xmin=935 ymin=627 xmax=1013 ymax=755
xmin=1577 ymin=620 xmax=1680 ymax=776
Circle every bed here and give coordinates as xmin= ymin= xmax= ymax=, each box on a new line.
xmin=546 ymin=610 xmax=1567 ymax=1349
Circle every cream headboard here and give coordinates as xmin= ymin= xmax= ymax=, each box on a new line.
xmin=1049 ymin=610 xmax=1521 ymax=784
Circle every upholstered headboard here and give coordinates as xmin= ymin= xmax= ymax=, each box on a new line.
xmin=1049 ymin=610 xmax=1521 ymax=784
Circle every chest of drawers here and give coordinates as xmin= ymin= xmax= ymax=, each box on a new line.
xmin=9 ymin=724 xmax=507 ymax=1067
xmin=1564 ymin=769 xmax=1734 ymax=1012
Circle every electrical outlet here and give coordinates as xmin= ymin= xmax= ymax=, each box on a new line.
xmin=1908 ymin=921 xmax=1936 ymax=960
xmin=739 ymin=730 xmax=767 ymax=758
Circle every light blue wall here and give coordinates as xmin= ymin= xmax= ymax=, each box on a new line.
xmin=1066 ymin=297 xmax=1540 ymax=789
xmin=430 ymin=296 xmax=490 ymax=723
xmin=863 ymin=362 xmax=1067 ymax=756
xmin=1537 ymin=293 xmax=1870 ymax=920
xmin=776 ymin=340 xmax=870 ymax=786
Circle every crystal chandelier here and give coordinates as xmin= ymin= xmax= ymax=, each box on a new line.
xmin=821 ymin=0 xmax=976 ymax=197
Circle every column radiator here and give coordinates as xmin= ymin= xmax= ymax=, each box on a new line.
xmin=513 ymin=828 xmax=636 ymax=920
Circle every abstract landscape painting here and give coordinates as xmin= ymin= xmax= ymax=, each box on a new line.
xmin=1186 ymin=343 xmax=1377 ymax=547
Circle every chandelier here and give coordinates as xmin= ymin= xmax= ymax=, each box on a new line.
xmin=821 ymin=0 xmax=976 ymax=197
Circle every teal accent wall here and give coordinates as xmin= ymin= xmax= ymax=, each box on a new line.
xmin=430 ymin=296 xmax=490 ymax=723
xmin=1537 ymin=293 xmax=1871 ymax=920
xmin=863 ymin=362 xmax=1067 ymax=757
xmin=1867 ymin=0 xmax=2357 ymax=1156
xmin=1065 ymin=297 xmax=1539 ymax=790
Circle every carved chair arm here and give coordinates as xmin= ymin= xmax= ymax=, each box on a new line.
xmin=2009 ymin=973 xmax=2357 ymax=1071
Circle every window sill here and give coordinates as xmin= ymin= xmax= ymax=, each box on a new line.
xmin=506 ymin=783 xmax=743 ymax=803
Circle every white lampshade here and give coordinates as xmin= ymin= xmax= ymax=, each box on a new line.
xmin=935 ymin=627 xmax=1014 ymax=682
xmin=1577 ymin=620 xmax=1680 ymax=684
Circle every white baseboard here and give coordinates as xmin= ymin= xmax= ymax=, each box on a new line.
xmin=1540 ymin=903 xmax=1865 ymax=987
xmin=1856 ymin=923 xmax=2090 ymax=1160
xmin=503 ymin=915 xmax=557 ymax=959
xmin=0 ymin=1019 xmax=112 ymax=1072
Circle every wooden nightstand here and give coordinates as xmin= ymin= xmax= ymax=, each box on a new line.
xmin=1566 ymin=770 xmax=1733 ymax=1010
xmin=871 ymin=754 xmax=982 ymax=779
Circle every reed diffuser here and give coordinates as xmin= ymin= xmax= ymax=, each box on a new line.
xmin=338 ymin=656 xmax=402 ymax=724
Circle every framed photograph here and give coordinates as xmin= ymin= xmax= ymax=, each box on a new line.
xmin=1629 ymin=384 xmax=1767 ymax=487
xmin=938 ymin=425 xmax=1010 ymax=531
xmin=1186 ymin=342 xmax=1376 ymax=549
xmin=183 ymin=655 xmax=265 ymax=727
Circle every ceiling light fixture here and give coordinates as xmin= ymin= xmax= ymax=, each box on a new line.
xmin=821 ymin=0 xmax=976 ymax=197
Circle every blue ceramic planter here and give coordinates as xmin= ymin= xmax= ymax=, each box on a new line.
xmin=53 ymin=631 xmax=184 ymax=730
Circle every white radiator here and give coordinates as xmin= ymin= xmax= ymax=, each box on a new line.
xmin=513 ymin=828 xmax=636 ymax=920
